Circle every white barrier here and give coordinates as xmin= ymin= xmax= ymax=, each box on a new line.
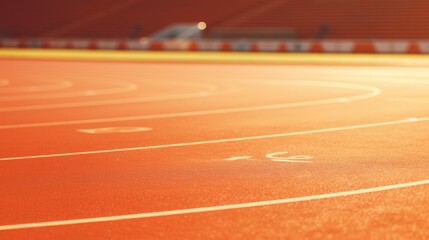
xmin=0 ymin=38 xmax=427 ymax=53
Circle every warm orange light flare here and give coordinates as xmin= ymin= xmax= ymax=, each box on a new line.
xmin=197 ymin=22 xmax=207 ymax=30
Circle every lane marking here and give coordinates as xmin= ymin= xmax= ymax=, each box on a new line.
xmin=0 ymin=70 xmax=427 ymax=230
xmin=224 ymin=152 xmax=313 ymax=163
xmin=0 ymin=79 xmax=72 ymax=93
xmin=0 ymin=80 xmax=137 ymax=102
xmin=2 ymin=61 xmax=429 ymax=231
xmin=265 ymin=152 xmax=313 ymax=163
xmin=223 ymin=156 xmax=252 ymax=161
xmin=0 ymin=83 xmax=227 ymax=113
xmin=77 ymin=127 xmax=152 ymax=134
xmin=0 ymin=117 xmax=427 ymax=161
xmin=1 ymin=179 xmax=429 ymax=231
xmin=0 ymin=80 xmax=381 ymax=129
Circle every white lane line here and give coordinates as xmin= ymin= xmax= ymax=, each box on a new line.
xmin=0 ymin=87 xmax=228 ymax=113
xmin=1 ymin=68 xmax=427 ymax=231
xmin=0 ymin=79 xmax=73 ymax=93
xmin=0 ymin=117 xmax=426 ymax=161
xmin=389 ymin=98 xmax=429 ymax=103
xmin=0 ymin=80 xmax=137 ymax=101
xmin=0 ymin=81 xmax=225 ymax=112
xmin=1 ymin=179 xmax=428 ymax=231
xmin=223 ymin=156 xmax=252 ymax=161
xmin=77 ymin=127 xmax=152 ymax=134
xmin=0 ymin=80 xmax=381 ymax=129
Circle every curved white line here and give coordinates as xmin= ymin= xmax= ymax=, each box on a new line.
xmin=0 ymin=80 xmax=137 ymax=101
xmin=1 ymin=178 xmax=429 ymax=231
xmin=0 ymin=80 xmax=381 ymax=129
xmin=265 ymin=152 xmax=289 ymax=159
xmin=0 ymin=83 xmax=228 ymax=112
xmin=0 ymin=115 xmax=427 ymax=230
xmin=0 ymin=91 xmax=221 ymax=112
xmin=0 ymin=81 xmax=224 ymax=112
xmin=0 ymin=79 xmax=426 ymax=231
xmin=0 ymin=117 xmax=426 ymax=161
xmin=0 ymin=79 xmax=73 ymax=93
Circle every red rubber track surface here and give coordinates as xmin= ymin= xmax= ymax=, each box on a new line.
xmin=1 ymin=58 xmax=429 ymax=239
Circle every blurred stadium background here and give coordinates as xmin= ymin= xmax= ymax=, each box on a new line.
xmin=1 ymin=0 xmax=429 ymax=53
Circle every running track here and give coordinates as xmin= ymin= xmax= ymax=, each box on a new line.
xmin=1 ymin=51 xmax=429 ymax=239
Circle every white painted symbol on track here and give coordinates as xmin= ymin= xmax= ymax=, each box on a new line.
xmin=77 ymin=127 xmax=152 ymax=134
xmin=265 ymin=152 xmax=313 ymax=163
xmin=224 ymin=152 xmax=313 ymax=163
xmin=0 ymin=117 xmax=426 ymax=161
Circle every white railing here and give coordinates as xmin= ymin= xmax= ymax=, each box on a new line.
xmin=1 ymin=38 xmax=428 ymax=53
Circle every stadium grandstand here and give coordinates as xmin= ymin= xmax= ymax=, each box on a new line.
xmin=1 ymin=0 xmax=429 ymax=39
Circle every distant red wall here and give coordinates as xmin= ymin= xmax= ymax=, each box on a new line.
xmin=1 ymin=0 xmax=429 ymax=39
xmin=218 ymin=0 xmax=429 ymax=39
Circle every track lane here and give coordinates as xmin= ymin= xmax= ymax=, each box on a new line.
xmin=0 ymin=55 xmax=429 ymax=239
xmin=1 ymin=120 xmax=429 ymax=233
xmin=0 ymin=79 xmax=383 ymax=159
